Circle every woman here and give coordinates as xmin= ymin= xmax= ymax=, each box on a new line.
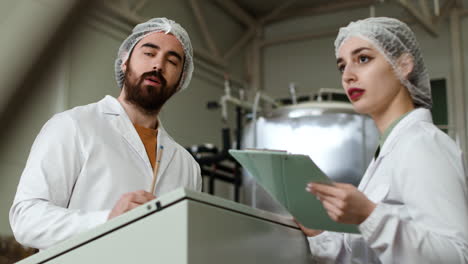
xmin=298 ymin=17 xmax=468 ymax=263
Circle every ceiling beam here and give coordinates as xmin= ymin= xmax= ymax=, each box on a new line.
xmin=213 ymin=0 xmax=257 ymax=28
xmin=397 ymin=0 xmax=438 ymax=36
xmin=97 ymin=1 xmax=227 ymax=68
xmin=259 ymin=10 xmax=457 ymax=49
xmin=132 ymin=0 xmax=148 ymax=14
xmin=265 ymin=0 xmax=376 ymax=24
xmin=0 ymin=0 xmax=86 ymax=116
xmin=259 ymin=0 xmax=299 ymax=25
xmin=97 ymin=1 xmax=143 ymax=26
xmin=189 ymin=0 xmax=222 ymax=57
xmin=418 ymin=0 xmax=431 ymax=18
xmin=433 ymin=0 xmax=457 ymax=24
xmin=224 ymin=28 xmax=256 ymax=60
xmin=260 ymin=28 xmax=338 ymax=48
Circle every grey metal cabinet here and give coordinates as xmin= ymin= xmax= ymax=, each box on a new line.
xmin=18 ymin=189 xmax=312 ymax=264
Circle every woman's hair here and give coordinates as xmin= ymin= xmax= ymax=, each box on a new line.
xmin=334 ymin=17 xmax=432 ymax=109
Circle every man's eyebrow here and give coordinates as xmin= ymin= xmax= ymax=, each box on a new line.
xmin=140 ymin=43 xmax=183 ymax=62
xmin=167 ymin=50 xmax=183 ymax=62
xmin=336 ymin=47 xmax=372 ymax=64
xmin=141 ymin=43 xmax=159 ymax=50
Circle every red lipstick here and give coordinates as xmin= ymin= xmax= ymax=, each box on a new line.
xmin=347 ymin=88 xmax=365 ymax=101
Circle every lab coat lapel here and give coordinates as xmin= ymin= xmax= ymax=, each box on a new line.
xmin=378 ymin=108 xmax=431 ymax=159
xmin=359 ymin=157 xmax=382 ymax=191
xmin=154 ymin=121 xmax=176 ymax=185
xmin=100 ymin=96 xmax=152 ymax=170
xmin=358 ymin=108 xmax=432 ymax=191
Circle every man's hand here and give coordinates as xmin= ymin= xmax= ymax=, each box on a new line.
xmin=108 ymin=190 xmax=156 ymax=220
xmin=307 ymin=183 xmax=376 ymax=225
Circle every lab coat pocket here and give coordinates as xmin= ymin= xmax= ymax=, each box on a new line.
xmin=366 ymin=184 xmax=390 ymax=203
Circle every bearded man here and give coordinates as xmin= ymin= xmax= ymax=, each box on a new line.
xmin=10 ymin=18 xmax=201 ymax=250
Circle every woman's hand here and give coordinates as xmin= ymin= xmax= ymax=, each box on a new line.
xmin=306 ymin=183 xmax=376 ymax=225
xmin=294 ymin=219 xmax=324 ymax=237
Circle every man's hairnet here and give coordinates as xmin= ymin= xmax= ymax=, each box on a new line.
xmin=114 ymin=17 xmax=194 ymax=91
xmin=334 ymin=17 xmax=432 ymax=109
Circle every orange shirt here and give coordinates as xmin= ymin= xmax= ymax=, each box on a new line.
xmin=133 ymin=124 xmax=158 ymax=169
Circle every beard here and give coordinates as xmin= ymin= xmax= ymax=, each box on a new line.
xmin=123 ymin=66 xmax=176 ymax=115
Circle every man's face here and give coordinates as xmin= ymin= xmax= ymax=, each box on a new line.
xmin=122 ymin=32 xmax=185 ymax=114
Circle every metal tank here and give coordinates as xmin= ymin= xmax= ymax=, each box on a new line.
xmin=241 ymin=100 xmax=379 ymax=215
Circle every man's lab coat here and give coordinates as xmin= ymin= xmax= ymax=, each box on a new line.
xmin=10 ymin=95 xmax=202 ymax=249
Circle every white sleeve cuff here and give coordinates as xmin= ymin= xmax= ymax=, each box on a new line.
xmin=83 ymin=210 xmax=112 ymax=230
xmin=307 ymin=231 xmax=344 ymax=260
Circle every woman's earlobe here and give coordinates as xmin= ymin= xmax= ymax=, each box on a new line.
xmin=398 ymin=53 xmax=414 ymax=79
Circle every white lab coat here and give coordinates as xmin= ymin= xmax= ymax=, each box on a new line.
xmin=307 ymin=108 xmax=468 ymax=263
xmin=10 ymin=95 xmax=202 ymax=249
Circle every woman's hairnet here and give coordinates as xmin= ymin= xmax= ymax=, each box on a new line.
xmin=334 ymin=17 xmax=432 ymax=109
xmin=114 ymin=17 xmax=194 ymax=91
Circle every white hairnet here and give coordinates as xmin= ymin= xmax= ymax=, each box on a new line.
xmin=114 ymin=17 xmax=194 ymax=91
xmin=335 ymin=17 xmax=432 ymax=109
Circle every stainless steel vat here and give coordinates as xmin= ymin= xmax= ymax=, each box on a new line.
xmin=241 ymin=101 xmax=379 ymax=215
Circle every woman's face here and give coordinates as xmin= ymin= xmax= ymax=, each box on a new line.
xmin=337 ymin=37 xmax=409 ymax=117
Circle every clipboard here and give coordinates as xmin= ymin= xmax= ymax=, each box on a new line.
xmin=229 ymin=149 xmax=359 ymax=234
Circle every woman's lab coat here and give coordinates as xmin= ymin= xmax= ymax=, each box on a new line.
xmin=10 ymin=95 xmax=202 ymax=249
xmin=307 ymin=108 xmax=468 ymax=263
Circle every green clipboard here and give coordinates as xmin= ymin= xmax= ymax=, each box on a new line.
xmin=229 ymin=149 xmax=359 ymax=234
